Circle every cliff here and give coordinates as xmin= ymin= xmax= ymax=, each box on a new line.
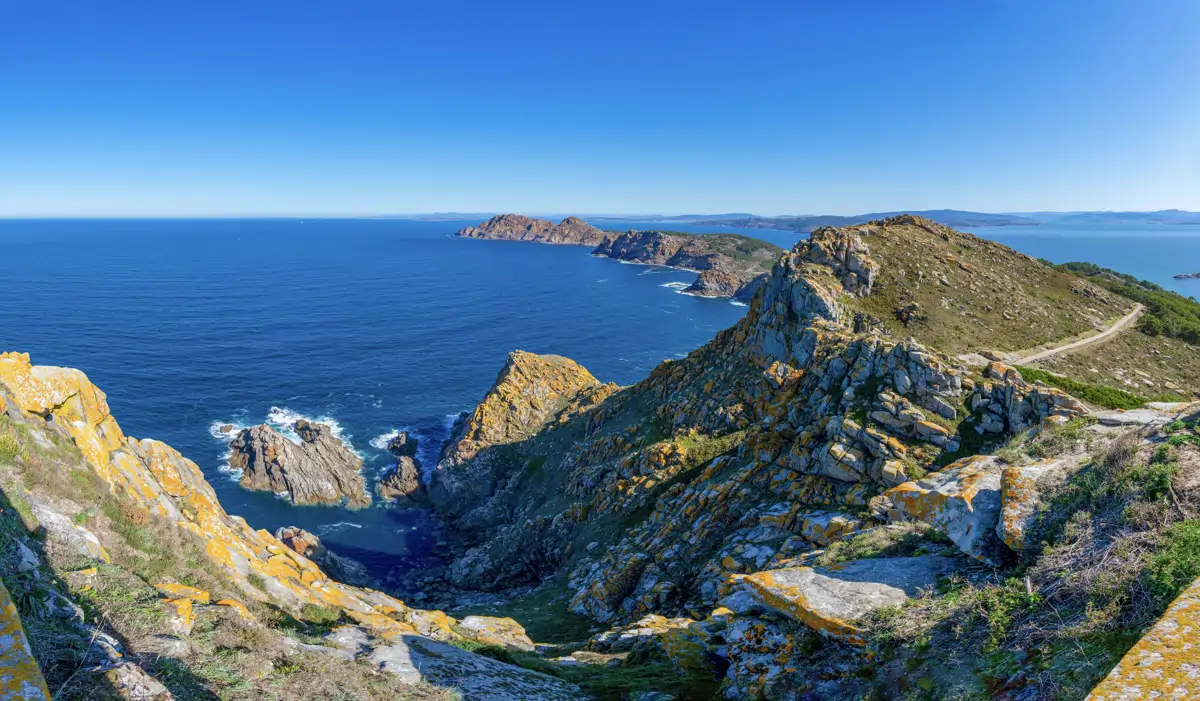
xmin=425 ymin=218 xmax=1200 ymax=699
xmin=456 ymin=214 xmax=609 ymax=246
xmin=0 ymin=351 xmax=583 ymax=700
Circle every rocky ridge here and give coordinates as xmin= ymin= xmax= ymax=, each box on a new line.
xmin=228 ymin=420 xmax=370 ymax=507
xmin=456 ymin=214 xmax=609 ymax=246
xmin=428 ymin=218 xmax=1200 ymax=699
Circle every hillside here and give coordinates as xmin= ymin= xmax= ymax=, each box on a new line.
xmin=693 ymin=209 xmax=1041 ymax=232
xmin=7 ymin=216 xmax=1200 ymax=700
xmin=424 ymin=217 xmax=1200 ymax=699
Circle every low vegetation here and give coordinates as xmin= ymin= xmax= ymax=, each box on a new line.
xmin=1058 ymin=261 xmax=1200 ymax=346
xmin=1014 ymin=365 xmax=1170 ymax=410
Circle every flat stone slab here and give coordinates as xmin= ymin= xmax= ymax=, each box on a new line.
xmin=1091 ymin=409 xmax=1176 ymax=427
xmin=743 ymin=556 xmax=959 ymax=645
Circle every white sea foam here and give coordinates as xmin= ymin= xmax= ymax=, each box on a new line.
xmin=370 ymin=429 xmax=403 ymax=451
xmin=317 ymin=521 xmax=363 ymax=535
xmin=729 ymin=300 xmax=748 ymax=307
xmin=660 ymin=281 xmax=690 ymax=290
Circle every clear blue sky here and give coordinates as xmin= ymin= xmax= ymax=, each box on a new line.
xmin=1 ymin=1 xmax=1197 ymax=217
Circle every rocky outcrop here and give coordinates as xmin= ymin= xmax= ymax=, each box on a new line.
xmin=0 ymin=351 xmax=581 ymax=701
xmin=378 ymin=454 xmax=425 ymax=503
xmin=228 ymin=421 xmax=369 ymax=507
xmin=456 ymin=214 xmax=609 ymax=246
xmin=274 ymin=526 xmax=371 ymax=587
xmin=592 ymin=229 xmax=781 ymax=299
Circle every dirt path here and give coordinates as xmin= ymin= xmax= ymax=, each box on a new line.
xmin=1013 ymin=303 xmax=1145 ymax=365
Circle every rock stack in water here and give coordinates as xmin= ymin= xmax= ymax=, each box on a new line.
xmin=377 ymin=431 xmax=426 ymax=504
xmin=228 ymin=420 xmax=370 ymax=507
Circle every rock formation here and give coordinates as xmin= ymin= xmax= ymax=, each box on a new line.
xmin=378 ymin=453 xmax=426 ymax=503
xmin=228 ymin=420 xmax=369 ymax=507
xmin=456 ymin=214 xmax=609 ymax=246
xmin=274 ymin=526 xmax=371 ymax=587
xmin=0 ymin=351 xmax=585 ymax=699
xmin=592 ymin=229 xmax=781 ymax=299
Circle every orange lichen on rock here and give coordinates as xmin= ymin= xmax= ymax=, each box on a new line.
xmin=1086 ymin=575 xmax=1200 ymax=700
xmin=0 ymin=579 xmax=51 ymax=700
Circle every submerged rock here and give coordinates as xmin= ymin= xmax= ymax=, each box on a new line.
xmin=275 ymin=526 xmax=371 ymax=587
xmin=228 ymin=420 xmax=369 ymax=507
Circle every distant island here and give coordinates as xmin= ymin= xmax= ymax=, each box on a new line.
xmin=691 ymin=209 xmax=1042 ymax=233
xmin=456 ymin=214 xmax=782 ymax=300
xmin=1176 ymin=272 xmax=1200 ymax=280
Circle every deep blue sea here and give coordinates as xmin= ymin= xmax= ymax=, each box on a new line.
xmin=1 ymin=218 xmax=1197 ymax=581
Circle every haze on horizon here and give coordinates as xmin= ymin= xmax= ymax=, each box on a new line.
xmin=2 ymin=1 xmax=1198 ymax=218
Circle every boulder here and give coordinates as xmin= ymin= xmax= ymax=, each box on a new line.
xmin=229 ymin=420 xmax=369 ymax=507
xmin=385 ymin=431 xmax=418 ymax=457
xmin=878 ymin=455 xmax=1004 ymax=561
xmin=456 ymin=615 xmax=535 ymax=652
xmin=740 ymin=556 xmax=959 ymax=645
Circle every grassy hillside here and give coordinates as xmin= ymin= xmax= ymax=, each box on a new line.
xmin=1056 ymin=261 xmax=1200 ymax=346
xmin=840 ymin=216 xmax=1133 ymax=355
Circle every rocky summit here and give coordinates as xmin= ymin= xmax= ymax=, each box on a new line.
xmin=228 ymin=420 xmax=370 ymax=508
xmin=5 ymin=217 xmax=1200 ymax=700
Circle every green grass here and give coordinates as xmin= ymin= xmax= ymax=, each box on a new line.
xmin=1015 ymin=365 xmax=1147 ymax=410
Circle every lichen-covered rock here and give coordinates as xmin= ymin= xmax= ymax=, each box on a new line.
xmin=1087 ymin=574 xmax=1200 ymax=700
xmin=229 ymin=421 xmax=369 ymax=507
xmin=274 ymin=526 xmax=371 ymax=586
xmin=737 ymin=556 xmax=958 ymax=645
xmin=877 ymin=455 xmax=1005 ymax=561
xmin=0 ymin=578 xmax=51 ymax=700
xmin=456 ymin=615 xmax=535 ymax=652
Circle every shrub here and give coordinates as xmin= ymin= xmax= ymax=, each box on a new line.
xmin=1146 ymin=520 xmax=1200 ymax=606
xmin=1015 ymin=365 xmax=1146 ymax=410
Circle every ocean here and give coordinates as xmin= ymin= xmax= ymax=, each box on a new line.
xmin=1 ymin=218 xmax=1197 ymax=582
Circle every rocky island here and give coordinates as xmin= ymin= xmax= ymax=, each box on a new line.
xmin=457 ymin=214 xmax=782 ymax=300
xmin=1175 ymin=271 xmax=1200 ymax=279
xmin=228 ymin=419 xmax=370 ymax=507
xmin=6 ymin=216 xmax=1200 ymax=700
xmin=456 ymin=213 xmax=609 ymax=246
xmin=377 ymin=430 xmax=427 ymax=503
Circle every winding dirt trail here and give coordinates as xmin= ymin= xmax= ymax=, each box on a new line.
xmin=1012 ymin=303 xmax=1145 ymax=365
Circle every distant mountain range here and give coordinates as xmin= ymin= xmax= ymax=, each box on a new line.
xmin=691 ymin=209 xmax=1200 ymax=232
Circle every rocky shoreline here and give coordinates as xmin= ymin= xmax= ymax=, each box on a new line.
xmin=1175 ymin=271 xmax=1200 ymax=279
xmin=457 ymin=214 xmax=781 ymax=300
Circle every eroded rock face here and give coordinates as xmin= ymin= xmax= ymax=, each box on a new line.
xmin=275 ymin=526 xmax=371 ymax=587
xmin=456 ymin=214 xmax=609 ymax=247
xmin=229 ymin=421 xmax=369 ymax=507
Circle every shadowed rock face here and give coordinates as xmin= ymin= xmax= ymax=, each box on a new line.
xmin=229 ymin=420 xmax=369 ymax=507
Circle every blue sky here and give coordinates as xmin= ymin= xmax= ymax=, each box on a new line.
xmin=1 ymin=1 xmax=1197 ymax=216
